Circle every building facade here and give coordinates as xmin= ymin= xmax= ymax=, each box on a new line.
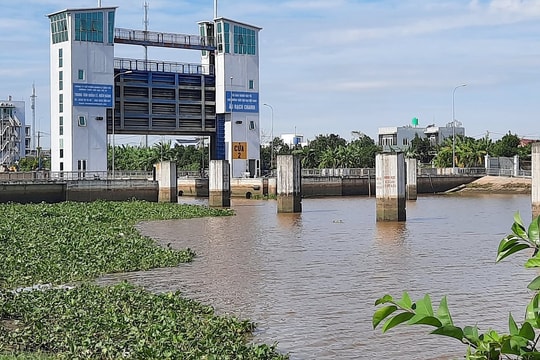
xmin=49 ymin=5 xmax=262 ymax=178
xmin=48 ymin=7 xmax=116 ymax=174
xmin=0 ymin=99 xmax=26 ymax=166
xmin=378 ymin=124 xmax=465 ymax=152
xmin=199 ymin=18 xmax=261 ymax=178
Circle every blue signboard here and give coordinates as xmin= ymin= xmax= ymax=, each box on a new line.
xmin=225 ymin=91 xmax=259 ymax=113
xmin=73 ymin=83 xmax=113 ymax=107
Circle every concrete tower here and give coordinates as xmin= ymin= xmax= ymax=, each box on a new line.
xmin=48 ymin=7 xmax=117 ymax=174
xmin=200 ymin=18 xmax=262 ymax=178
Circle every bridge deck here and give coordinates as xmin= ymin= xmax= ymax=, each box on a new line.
xmin=114 ymin=28 xmax=216 ymax=51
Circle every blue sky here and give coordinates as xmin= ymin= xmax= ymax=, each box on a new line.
xmin=2 ymin=0 xmax=540 ymax=148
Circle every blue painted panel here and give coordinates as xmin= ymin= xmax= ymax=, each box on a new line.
xmin=73 ymin=83 xmax=113 ymax=107
xmin=225 ymin=91 xmax=259 ymax=113
xmin=216 ymin=114 xmax=226 ymax=160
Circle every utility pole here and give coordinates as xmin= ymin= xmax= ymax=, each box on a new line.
xmin=144 ymin=0 xmax=149 ymax=147
xmin=30 ymin=83 xmax=37 ymax=151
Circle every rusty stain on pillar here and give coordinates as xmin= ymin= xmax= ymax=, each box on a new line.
xmin=154 ymin=161 xmax=177 ymax=203
xmin=209 ymin=160 xmax=231 ymax=208
xmin=277 ymin=155 xmax=302 ymax=213
xmin=532 ymin=143 xmax=540 ymax=218
xmin=376 ymin=153 xmax=406 ymax=221
xmin=406 ymin=158 xmax=417 ymax=201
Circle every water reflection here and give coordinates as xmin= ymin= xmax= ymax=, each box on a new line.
xmin=374 ymin=221 xmax=407 ymax=246
xmin=99 ymin=195 xmax=534 ymax=359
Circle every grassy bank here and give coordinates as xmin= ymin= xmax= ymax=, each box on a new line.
xmin=0 ymin=201 xmax=288 ymax=359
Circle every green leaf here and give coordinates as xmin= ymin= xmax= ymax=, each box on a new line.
xmin=436 ymin=296 xmax=454 ymax=327
xmin=373 ymin=305 xmax=397 ymax=329
xmin=529 ymin=216 xmax=540 ymax=244
xmin=407 ymin=314 xmax=442 ymax=327
xmin=514 ymin=212 xmax=526 ymax=232
xmin=525 ymin=255 xmax=540 ymax=268
xmin=512 ymin=218 xmax=528 ymax=240
xmin=526 ymin=294 xmax=540 ymax=328
xmin=381 ymin=312 xmax=414 ymax=333
xmin=519 ymin=321 xmax=535 ymax=341
xmin=497 ymin=243 xmax=530 ymax=263
xmin=501 ymin=338 xmax=522 ymax=355
xmin=414 ymin=294 xmax=434 ymax=316
xmin=498 ymin=236 xmax=519 ymax=253
xmin=463 ymin=325 xmax=480 ymax=346
xmin=374 ymin=294 xmax=393 ymax=306
xmin=431 ymin=325 xmax=464 ymax=342
xmin=528 ymin=276 xmax=540 ymax=291
xmin=509 ymin=313 xmax=519 ymax=336
xmin=395 ymin=292 xmax=413 ymax=310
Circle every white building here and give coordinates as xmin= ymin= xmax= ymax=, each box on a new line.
xmin=48 ymin=7 xmax=116 ymax=174
xmin=48 ymin=6 xmax=262 ymax=178
xmin=199 ymin=18 xmax=262 ymax=178
xmin=281 ymin=133 xmax=307 ymax=147
xmin=0 ymin=98 xmax=26 ymax=166
xmin=378 ymin=124 xmax=465 ymax=152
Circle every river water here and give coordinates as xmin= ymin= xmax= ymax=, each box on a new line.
xmin=100 ymin=194 xmax=535 ymax=359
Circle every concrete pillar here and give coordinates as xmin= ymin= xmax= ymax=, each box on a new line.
xmin=405 ymin=158 xmax=417 ymax=201
xmin=376 ymin=153 xmax=406 ymax=221
xmin=268 ymin=177 xmax=277 ymax=197
xmin=209 ymin=160 xmax=230 ymax=208
xmin=532 ymin=143 xmax=540 ymax=218
xmin=154 ymin=161 xmax=177 ymax=203
xmin=485 ymin=154 xmax=490 ymax=173
xmin=514 ymin=155 xmax=520 ymax=177
xmin=277 ymin=155 xmax=301 ymax=213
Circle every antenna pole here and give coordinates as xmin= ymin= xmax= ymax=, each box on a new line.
xmin=98 ymin=0 xmax=102 ymax=7
xmin=214 ymin=0 xmax=218 ymax=19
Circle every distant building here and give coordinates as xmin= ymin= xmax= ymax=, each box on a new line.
xmin=378 ymin=123 xmax=465 ymax=152
xmin=281 ymin=133 xmax=307 ymax=147
xmin=0 ymin=98 xmax=26 ymax=165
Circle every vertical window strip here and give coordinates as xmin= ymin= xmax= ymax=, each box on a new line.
xmin=108 ymin=11 xmax=115 ymax=44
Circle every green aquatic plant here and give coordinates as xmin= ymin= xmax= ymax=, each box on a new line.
xmin=0 ymin=200 xmax=232 ymax=289
xmin=373 ymin=213 xmax=540 ymax=359
xmin=0 ymin=201 xmax=287 ymax=359
xmin=0 ymin=282 xmax=286 ymax=359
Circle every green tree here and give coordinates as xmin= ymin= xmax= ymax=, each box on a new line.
xmin=374 ymin=213 xmax=540 ymax=359
xmin=406 ymin=134 xmax=436 ymax=165
xmin=491 ymin=132 xmax=521 ymax=157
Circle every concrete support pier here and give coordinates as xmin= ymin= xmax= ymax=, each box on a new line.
xmin=154 ymin=161 xmax=177 ymax=203
xmin=532 ymin=143 xmax=540 ymax=218
xmin=277 ymin=155 xmax=302 ymax=213
xmin=376 ymin=153 xmax=406 ymax=221
xmin=209 ymin=160 xmax=231 ymax=208
xmin=406 ymin=158 xmax=417 ymax=200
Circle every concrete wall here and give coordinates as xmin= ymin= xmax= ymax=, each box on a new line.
xmin=0 ymin=183 xmax=66 ymax=203
xmin=0 ymin=180 xmax=158 ymax=204
xmin=66 ymin=180 xmax=158 ymax=202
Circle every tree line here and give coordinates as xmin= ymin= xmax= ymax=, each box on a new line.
xmin=16 ymin=132 xmax=533 ymax=172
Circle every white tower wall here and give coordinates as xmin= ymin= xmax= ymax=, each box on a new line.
xmin=49 ymin=7 xmax=116 ymax=174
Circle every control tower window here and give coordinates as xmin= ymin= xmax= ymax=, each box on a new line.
xmin=75 ymin=12 xmax=104 ymax=43
xmin=50 ymin=12 xmax=68 ymax=44
xmin=233 ymin=25 xmax=255 ymax=55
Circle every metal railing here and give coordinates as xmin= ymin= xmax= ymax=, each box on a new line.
xmin=0 ymin=171 xmax=153 ymax=182
xmin=115 ymin=28 xmax=215 ymax=50
xmin=115 ymin=58 xmax=214 ymax=76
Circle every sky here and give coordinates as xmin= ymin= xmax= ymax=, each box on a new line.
xmin=2 ymin=0 xmax=540 ymax=148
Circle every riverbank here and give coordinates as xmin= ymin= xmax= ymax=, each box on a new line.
xmin=459 ymin=175 xmax=531 ymax=194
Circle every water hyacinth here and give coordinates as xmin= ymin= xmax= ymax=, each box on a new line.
xmin=0 ymin=200 xmax=288 ymax=359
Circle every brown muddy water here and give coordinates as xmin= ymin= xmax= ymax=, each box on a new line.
xmin=99 ymin=194 xmax=534 ymax=359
